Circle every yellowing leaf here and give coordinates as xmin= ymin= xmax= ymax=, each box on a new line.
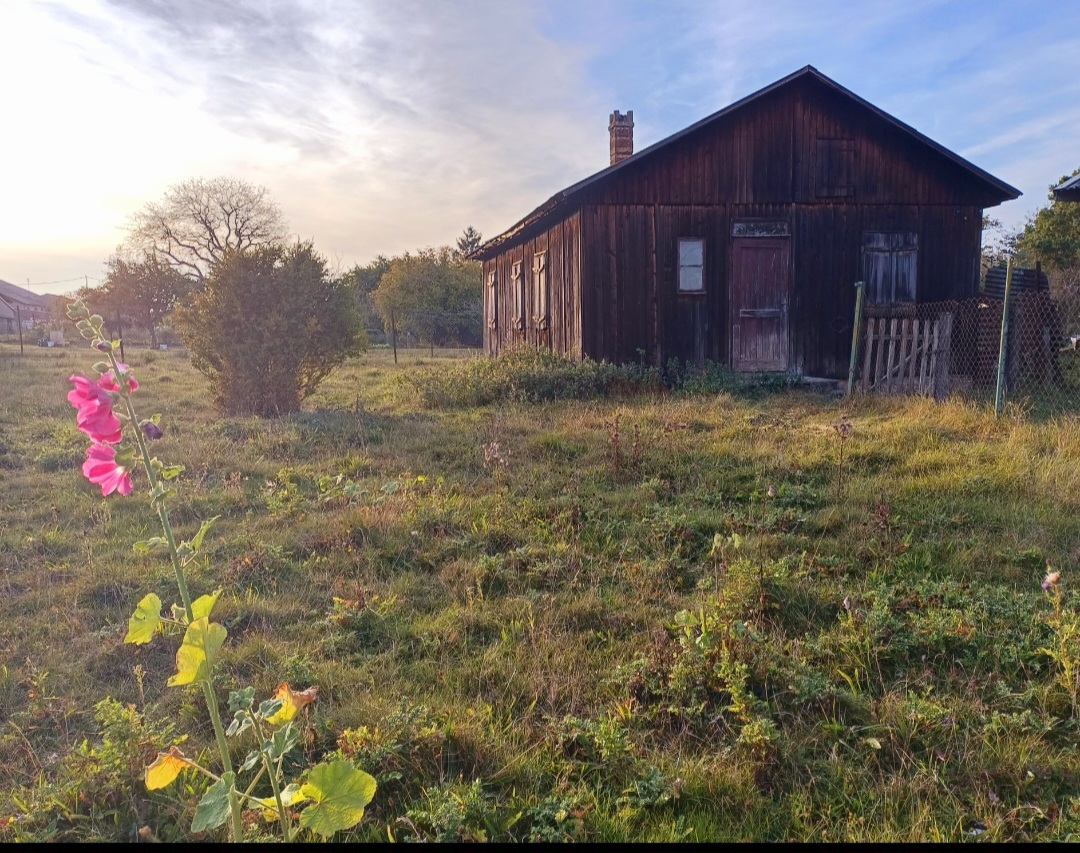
xmin=299 ymin=761 xmax=376 ymax=838
xmin=265 ymin=683 xmax=319 ymax=726
xmin=125 ymin=593 xmax=162 ymax=645
xmin=167 ymin=618 xmax=227 ymax=687
xmin=191 ymin=589 xmax=222 ymax=623
xmin=145 ymin=746 xmax=195 ymax=790
xmin=253 ymin=783 xmax=306 ymax=822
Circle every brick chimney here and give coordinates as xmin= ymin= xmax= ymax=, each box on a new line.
xmin=609 ymin=110 xmax=633 ymax=165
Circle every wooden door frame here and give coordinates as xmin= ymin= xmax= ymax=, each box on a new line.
xmin=728 ymin=220 xmax=792 ymax=372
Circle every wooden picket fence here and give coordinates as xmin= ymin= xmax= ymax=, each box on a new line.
xmin=857 ymin=313 xmax=952 ymax=398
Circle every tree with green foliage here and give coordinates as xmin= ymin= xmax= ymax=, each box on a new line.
xmin=175 ymin=242 xmax=366 ymax=416
xmin=341 ymin=255 xmax=392 ymax=344
xmin=372 ymin=246 xmax=481 ymax=352
xmin=79 ymin=255 xmax=194 ymax=347
xmin=455 ymin=225 xmax=483 ymax=259
xmin=1013 ymin=168 xmax=1080 ymax=269
xmin=980 ymin=215 xmax=1010 ymax=281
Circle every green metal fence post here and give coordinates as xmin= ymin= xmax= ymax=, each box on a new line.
xmin=846 ymin=280 xmax=865 ymax=396
xmin=994 ymin=258 xmax=1014 ymax=416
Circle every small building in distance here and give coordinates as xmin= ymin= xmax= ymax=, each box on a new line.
xmin=1053 ymin=173 xmax=1080 ymax=202
xmin=0 ymin=278 xmax=50 ymax=331
xmin=472 ymin=65 xmax=1020 ymax=378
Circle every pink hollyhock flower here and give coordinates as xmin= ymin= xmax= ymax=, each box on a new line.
xmin=98 ymin=364 xmax=138 ymax=394
xmin=68 ymin=374 xmax=123 ymax=443
xmin=82 ymin=443 xmax=132 ymax=496
xmin=67 ymin=373 xmax=110 ymax=409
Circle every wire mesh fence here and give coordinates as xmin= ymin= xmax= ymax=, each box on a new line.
xmin=850 ymin=264 xmax=1080 ymax=416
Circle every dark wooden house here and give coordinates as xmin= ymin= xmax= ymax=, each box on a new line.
xmin=472 ymin=65 xmax=1020 ymax=378
xmin=1054 ymin=173 xmax=1080 ymax=202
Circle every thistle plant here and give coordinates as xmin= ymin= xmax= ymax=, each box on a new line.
xmin=832 ymin=416 xmax=854 ymax=498
xmin=1038 ymin=563 xmax=1079 ymax=715
xmin=65 ymin=300 xmax=376 ymax=841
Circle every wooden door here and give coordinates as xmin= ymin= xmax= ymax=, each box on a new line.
xmin=730 ymin=237 xmax=790 ymax=371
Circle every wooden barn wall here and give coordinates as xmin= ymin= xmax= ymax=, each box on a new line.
xmin=583 ymin=90 xmax=797 ymax=207
xmin=793 ymin=203 xmax=982 ymax=378
xmin=578 ymin=198 xmax=981 ymax=375
xmin=488 ymin=75 xmax=994 ymax=376
xmin=791 ymin=80 xmax=1006 ymax=209
xmin=483 ymin=212 xmax=581 ymax=356
xmin=582 ymin=202 xmax=798 ymax=366
xmin=582 ymin=77 xmax=1003 ymax=210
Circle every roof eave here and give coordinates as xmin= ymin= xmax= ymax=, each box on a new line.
xmin=472 ymin=65 xmax=1021 ymax=257
xmin=1053 ymin=175 xmax=1080 ymax=202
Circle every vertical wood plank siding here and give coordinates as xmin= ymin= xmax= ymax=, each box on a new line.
xmin=483 ymin=75 xmax=1000 ymax=378
xmin=484 ymin=212 xmax=581 ymax=356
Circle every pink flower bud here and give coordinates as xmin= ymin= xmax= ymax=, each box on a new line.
xmin=142 ymin=421 xmax=164 ymax=441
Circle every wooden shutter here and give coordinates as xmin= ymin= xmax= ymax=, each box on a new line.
xmin=532 ymin=251 xmax=549 ymax=329
xmin=863 ymin=232 xmax=917 ymax=303
xmin=815 ymin=139 xmax=856 ymax=198
xmin=487 ymin=270 xmax=498 ymax=330
xmin=512 ymin=261 xmax=525 ymax=330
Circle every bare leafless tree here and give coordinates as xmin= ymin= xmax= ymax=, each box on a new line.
xmin=126 ymin=177 xmax=288 ymax=281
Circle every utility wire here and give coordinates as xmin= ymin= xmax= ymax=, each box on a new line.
xmin=20 ymin=276 xmax=102 ymax=288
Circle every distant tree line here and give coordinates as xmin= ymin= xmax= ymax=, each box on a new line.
xmin=342 ymin=234 xmax=483 ymax=353
xmin=74 ymin=176 xmax=483 ymax=415
xmin=981 ymin=166 xmax=1080 ymax=334
xmin=983 ymin=166 xmax=1080 ymax=273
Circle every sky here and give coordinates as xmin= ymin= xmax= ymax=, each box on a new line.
xmin=2 ymin=0 xmax=1079 ymax=295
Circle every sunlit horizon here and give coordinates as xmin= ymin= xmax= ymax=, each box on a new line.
xmin=3 ymin=0 xmax=1078 ymax=296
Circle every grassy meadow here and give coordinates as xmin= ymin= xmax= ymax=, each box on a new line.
xmin=1 ymin=343 xmax=1079 ymax=842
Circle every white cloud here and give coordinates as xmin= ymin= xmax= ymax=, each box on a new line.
xmin=2 ymin=0 xmax=1080 ymax=290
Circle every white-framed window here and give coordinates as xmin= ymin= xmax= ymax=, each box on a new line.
xmin=511 ymin=260 xmax=525 ymax=330
xmin=678 ymin=238 xmax=704 ymax=293
xmin=486 ymin=269 xmax=498 ymax=330
xmin=532 ymin=251 xmax=549 ymax=330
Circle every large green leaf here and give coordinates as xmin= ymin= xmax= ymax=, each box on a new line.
xmin=191 ymin=772 xmax=235 ymax=834
xmin=167 ymin=618 xmax=227 ymax=687
xmin=190 ymin=589 xmax=222 ymax=623
xmin=125 ymin=593 xmax=162 ymax=645
xmin=298 ymin=761 xmax=376 ymax=838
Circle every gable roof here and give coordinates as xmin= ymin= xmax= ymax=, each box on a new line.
xmin=473 ymin=65 xmax=1021 ymax=259
xmin=0 ymin=278 xmax=46 ymax=307
xmin=1054 ymin=173 xmax=1080 ymax=202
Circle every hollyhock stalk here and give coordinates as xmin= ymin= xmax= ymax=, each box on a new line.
xmin=95 ymin=344 xmax=244 ymax=843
